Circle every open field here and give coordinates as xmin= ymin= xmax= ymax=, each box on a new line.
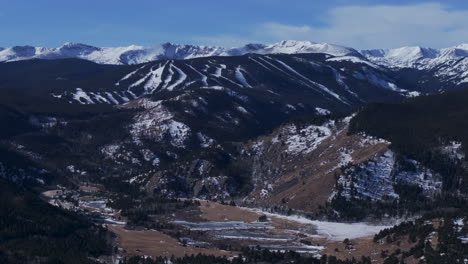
xmin=109 ymin=225 xmax=235 ymax=258
xmin=320 ymin=236 xmax=419 ymax=264
xmin=199 ymin=200 xmax=315 ymax=231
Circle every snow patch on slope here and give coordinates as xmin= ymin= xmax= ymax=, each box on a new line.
xmin=126 ymin=99 xmax=191 ymax=148
xmin=284 ymin=122 xmax=334 ymax=155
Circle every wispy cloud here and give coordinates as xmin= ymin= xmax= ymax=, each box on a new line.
xmin=255 ymin=3 xmax=468 ymax=49
xmin=193 ymin=3 xmax=468 ymax=49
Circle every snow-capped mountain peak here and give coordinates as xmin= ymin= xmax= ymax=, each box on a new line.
xmin=386 ymin=46 xmax=438 ymax=60
xmin=54 ymin=42 xmax=101 ymax=58
xmin=439 ymin=44 xmax=468 ymax=59
xmin=360 ymin=44 xmax=468 ymax=85
xmin=362 ymin=44 xmax=468 ymax=64
xmin=0 ymin=40 xmax=359 ymax=65
xmin=360 ymin=46 xmax=439 ymax=68
xmin=0 ymin=45 xmax=39 ymax=61
xmin=2 ymin=41 xmax=468 ymax=87
xmin=258 ymin=40 xmax=360 ymax=57
xmin=454 ymin=43 xmax=468 ymax=49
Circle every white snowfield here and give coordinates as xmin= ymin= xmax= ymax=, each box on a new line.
xmin=255 ymin=40 xmax=359 ymax=57
xmin=247 ymin=208 xmax=393 ymax=241
xmin=308 ymin=220 xmax=392 ymax=241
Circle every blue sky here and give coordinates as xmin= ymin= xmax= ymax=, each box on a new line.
xmin=1 ymin=0 xmax=467 ymax=49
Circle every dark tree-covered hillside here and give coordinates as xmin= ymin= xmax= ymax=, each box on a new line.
xmin=350 ymin=89 xmax=468 ymax=191
xmin=0 ymin=179 xmax=111 ymax=264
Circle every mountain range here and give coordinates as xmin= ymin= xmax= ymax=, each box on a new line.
xmin=3 ymin=40 xmax=468 ymax=87
xmin=1 ymin=40 xmax=467 ymax=69
xmin=1 ymin=39 xmax=468 ymax=263
xmin=0 ymin=40 xmax=359 ymax=65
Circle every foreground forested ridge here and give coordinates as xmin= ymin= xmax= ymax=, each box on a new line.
xmin=0 ymin=179 xmax=111 ymax=264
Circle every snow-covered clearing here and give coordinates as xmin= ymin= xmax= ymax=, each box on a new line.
xmin=245 ymin=208 xmax=393 ymax=241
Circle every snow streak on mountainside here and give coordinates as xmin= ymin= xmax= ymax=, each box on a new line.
xmin=50 ymin=53 xmax=412 ymax=112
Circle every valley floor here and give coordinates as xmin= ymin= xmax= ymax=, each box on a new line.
xmin=109 ymin=225 xmax=234 ymax=258
xmin=108 ymin=200 xmax=398 ymax=263
xmin=41 ymin=186 xmax=443 ymax=264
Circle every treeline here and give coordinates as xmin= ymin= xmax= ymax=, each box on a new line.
xmin=373 ymin=209 xmax=468 ymax=264
xmin=108 ymin=193 xmax=200 ymax=228
xmin=122 ymin=247 xmax=374 ymax=264
xmin=320 ymin=188 xmax=467 ymax=221
xmin=374 ymin=220 xmax=433 ymax=243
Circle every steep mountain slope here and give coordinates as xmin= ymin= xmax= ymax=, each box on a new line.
xmin=0 ymin=53 xmax=415 ymax=109
xmin=238 ymin=114 xmax=447 ymax=221
xmin=240 ymin=116 xmax=390 ymax=212
xmin=0 ymin=59 xmax=122 ymax=95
